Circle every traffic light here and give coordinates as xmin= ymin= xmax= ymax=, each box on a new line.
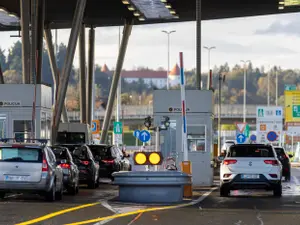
xmin=133 ymin=151 xmax=164 ymax=165
xmin=144 ymin=116 xmax=152 ymax=129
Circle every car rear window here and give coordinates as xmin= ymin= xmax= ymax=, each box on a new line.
xmin=227 ymin=145 xmax=274 ymax=157
xmin=275 ymin=148 xmax=285 ymax=156
xmin=52 ymin=148 xmax=69 ymax=161
xmin=0 ymin=147 xmax=43 ymax=162
xmin=88 ymin=145 xmax=112 ymax=159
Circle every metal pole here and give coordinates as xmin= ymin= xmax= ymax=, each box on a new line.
xmin=87 ymin=27 xmax=95 ymax=126
xmin=51 ymin=0 xmax=87 ymax=144
xmin=243 ymin=64 xmax=246 ymax=123
xmin=0 ymin=64 xmax=4 ymax=84
xmin=267 ymin=68 xmax=270 ymax=106
xmin=275 ymin=68 xmax=278 ymax=106
xmin=167 ymin=33 xmax=170 ymax=90
xmin=20 ymin=0 xmax=31 ymax=84
xmin=44 ymin=28 xmax=68 ymax=123
xmin=55 ymin=29 xmax=58 ymax=58
xmin=100 ymin=21 xmax=133 ymax=144
xmin=196 ymin=0 xmax=201 ymax=90
xmin=79 ymin=24 xmax=87 ymax=123
xmin=155 ymin=126 xmax=160 ymax=152
xmin=218 ymin=74 xmax=222 ymax=155
xmin=36 ymin=0 xmax=45 ymax=84
xmin=30 ymin=0 xmax=37 ymax=84
xmin=207 ymin=50 xmax=210 ymax=89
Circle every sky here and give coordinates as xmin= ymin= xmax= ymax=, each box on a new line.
xmin=1 ymin=12 xmax=300 ymax=72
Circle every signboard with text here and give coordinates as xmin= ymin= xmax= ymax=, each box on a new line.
xmin=256 ymin=106 xmax=283 ymax=144
xmin=284 ymin=90 xmax=300 ymax=122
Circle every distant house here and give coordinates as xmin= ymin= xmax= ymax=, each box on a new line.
xmin=101 ymin=64 xmax=180 ymax=89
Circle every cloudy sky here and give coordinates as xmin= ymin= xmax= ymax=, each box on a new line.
xmin=1 ymin=12 xmax=300 ymax=72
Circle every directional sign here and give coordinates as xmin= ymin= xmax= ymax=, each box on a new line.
xmin=267 ymin=131 xmax=278 ymax=142
xmin=138 ymin=130 xmax=151 ymax=143
xmin=236 ymin=122 xmax=246 ymax=133
xmin=133 ymin=130 xmax=140 ymax=138
xmin=113 ymin=122 xmax=123 ymax=134
xmin=250 ymin=134 xmax=256 ymax=142
xmin=91 ymin=120 xmax=100 ymax=134
xmin=285 ymin=84 xmax=296 ymax=91
xmin=292 ymin=105 xmax=300 ymax=118
xmin=244 ymin=124 xmax=250 ymax=138
xmin=236 ymin=133 xmax=246 ymax=144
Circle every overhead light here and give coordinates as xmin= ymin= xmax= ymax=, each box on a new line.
xmin=160 ymin=0 xmax=167 ymax=2
xmin=122 ymin=0 xmax=130 ymax=4
xmin=8 ymin=13 xmax=16 ymax=17
xmin=165 ymin=4 xmax=172 ymax=8
xmin=0 ymin=8 xmax=5 ymax=12
xmin=173 ymin=15 xmax=179 ymax=19
xmin=170 ymin=9 xmax=176 ymax=14
xmin=138 ymin=16 xmax=145 ymax=21
xmin=128 ymin=5 xmax=135 ymax=11
xmin=133 ymin=11 xmax=140 ymax=17
xmin=278 ymin=1 xmax=284 ymax=4
xmin=278 ymin=6 xmax=284 ymax=9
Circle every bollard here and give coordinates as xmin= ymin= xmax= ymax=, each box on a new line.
xmin=181 ymin=161 xmax=192 ymax=198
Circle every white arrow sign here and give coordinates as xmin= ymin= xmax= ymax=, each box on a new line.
xmin=141 ymin=131 xmax=147 ymax=141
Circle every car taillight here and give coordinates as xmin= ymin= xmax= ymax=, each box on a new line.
xmin=223 ymin=159 xmax=237 ymax=165
xmin=42 ymin=155 xmax=48 ymax=172
xmin=102 ymin=160 xmax=114 ymax=164
xmin=264 ymin=160 xmax=279 ymax=166
xmin=82 ymin=161 xmax=89 ymax=166
xmin=269 ymin=174 xmax=278 ymax=178
xmin=61 ymin=163 xmax=71 ymax=169
xmin=223 ymin=174 xmax=231 ymax=178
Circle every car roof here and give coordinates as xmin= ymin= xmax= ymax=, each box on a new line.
xmin=87 ymin=144 xmax=112 ymax=147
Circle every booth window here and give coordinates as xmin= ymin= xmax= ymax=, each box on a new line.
xmin=46 ymin=113 xmax=51 ymax=139
xmin=41 ymin=112 xmax=46 ymax=138
xmin=13 ymin=120 xmax=34 ymax=140
xmin=187 ymin=125 xmax=206 ymax=152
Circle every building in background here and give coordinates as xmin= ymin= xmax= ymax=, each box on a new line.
xmin=168 ymin=64 xmax=180 ymax=87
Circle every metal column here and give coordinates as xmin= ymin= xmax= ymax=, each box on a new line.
xmin=44 ymin=28 xmax=68 ymax=123
xmin=20 ymin=0 xmax=30 ymax=84
xmin=30 ymin=0 xmax=38 ymax=84
xmin=100 ymin=21 xmax=133 ymax=144
xmin=79 ymin=24 xmax=87 ymax=124
xmin=36 ymin=0 xmax=45 ymax=84
xmin=196 ymin=0 xmax=202 ymax=90
xmin=51 ymin=0 xmax=86 ymax=144
xmin=87 ymin=27 xmax=95 ymax=126
xmin=0 ymin=64 xmax=4 ymax=84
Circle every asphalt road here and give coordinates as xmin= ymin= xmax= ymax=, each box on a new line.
xmin=2 ymin=169 xmax=300 ymax=225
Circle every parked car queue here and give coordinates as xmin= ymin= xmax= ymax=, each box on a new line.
xmin=0 ymin=139 xmax=132 ymax=202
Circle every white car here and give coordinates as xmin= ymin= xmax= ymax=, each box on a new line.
xmin=220 ymin=144 xmax=282 ymax=197
xmin=221 ymin=140 xmax=236 ymax=153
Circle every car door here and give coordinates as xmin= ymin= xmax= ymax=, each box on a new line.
xmin=47 ymin=147 xmax=63 ymax=190
xmin=67 ymin=149 xmax=79 ymax=184
xmin=87 ymin=147 xmax=99 ymax=181
xmin=112 ymin=147 xmax=123 ymax=171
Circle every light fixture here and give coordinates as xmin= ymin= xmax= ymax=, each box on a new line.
xmin=161 ymin=0 xmax=167 ymax=2
xmin=173 ymin=15 xmax=179 ymax=19
xmin=165 ymin=3 xmax=172 ymax=8
xmin=133 ymin=11 xmax=140 ymax=17
xmin=122 ymin=0 xmax=130 ymax=4
xmin=138 ymin=16 xmax=145 ymax=21
xmin=8 ymin=13 xmax=16 ymax=18
xmin=128 ymin=5 xmax=135 ymax=11
xmin=278 ymin=6 xmax=284 ymax=9
xmin=0 ymin=8 xmax=5 ymax=12
xmin=170 ymin=9 xmax=176 ymax=14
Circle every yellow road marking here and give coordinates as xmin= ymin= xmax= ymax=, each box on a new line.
xmin=15 ymin=202 xmax=100 ymax=225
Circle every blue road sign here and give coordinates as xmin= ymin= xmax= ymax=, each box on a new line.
xmin=267 ymin=131 xmax=277 ymax=142
xmin=133 ymin=130 xmax=140 ymax=138
xmin=91 ymin=121 xmax=97 ymax=132
xmin=236 ymin=133 xmax=246 ymax=144
xmin=250 ymin=134 xmax=256 ymax=142
xmin=276 ymin=110 xmax=282 ymax=116
xmin=138 ymin=130 xmax=151 ymax=143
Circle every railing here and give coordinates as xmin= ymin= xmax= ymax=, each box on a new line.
xmin=67 ymin=104 xmax=275 ymax=120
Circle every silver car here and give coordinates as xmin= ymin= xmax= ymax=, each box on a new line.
xmin=0 ymin=140 xmax=64 ymax=201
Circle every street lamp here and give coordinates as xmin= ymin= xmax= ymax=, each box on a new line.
xmin=203 ymin=46 xmax=216 ymax=90
xmin=162 ymin=30 xmax=176 ymax=90
xmin=241 ymin=60 xmax=251 ymax=123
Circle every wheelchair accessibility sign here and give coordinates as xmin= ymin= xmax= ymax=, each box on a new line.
xmin=91 ymin=120 xmax=100 ymax=134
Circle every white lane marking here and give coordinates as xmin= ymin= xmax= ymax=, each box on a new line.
xmin=96 ymin=187 xmax=217 ymax=225
xmin=254 ymin=206 xmax=264 ymax=225
xmin=5 ymin=193 xmax=23 ymax=198
xmin=293 ymin=176 xmax=300 ymax=185
xmin=234 ymin=220 xmax=242 ymax=225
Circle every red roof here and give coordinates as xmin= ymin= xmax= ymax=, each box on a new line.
xmin=120 ymin=70 xmax=167 ymax=79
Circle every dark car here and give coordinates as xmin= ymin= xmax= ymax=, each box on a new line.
xmin=274 ymin=146 xmax=292 ymax=181
xmin=50 ymin=146 xmax=79 ymax=195
xmin=71 ymin=145 xmax=100 ymax=188
xmin=87 ymin=144 xmax=131 ymax=181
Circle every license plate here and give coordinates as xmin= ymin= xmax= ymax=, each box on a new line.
xmin=241 ymin=174 xmax=260 ymax=179
xmin=5 ymin=175 xmax=28 ymax=182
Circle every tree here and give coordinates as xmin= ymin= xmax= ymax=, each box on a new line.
xmin=3 ymin=70 xmax=22 ymax=83
xmin=0 ymin=48 xmax=7 ymax=72
xmin=7 ymin=41 xmax=22 ymax=74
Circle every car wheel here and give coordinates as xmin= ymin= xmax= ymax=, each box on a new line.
xmin=88 ymin=180 xmax=96 ymax=189
xmin=68 ymin=185 xmax=77 ymax=195
xmin=55 ymin=184 xmax=63 ymax=201
xmin=0 ymin=192 xmax=5 ymax=199
xmin=45 ymin=184 xmax=56 ymax=202
xmin=285 ymin=173 xmax=291 ymax=182
xmin=273 ymin=183 xmax=282 ymax=197
xmin=220 ymin=185 xmax=230 ymax=197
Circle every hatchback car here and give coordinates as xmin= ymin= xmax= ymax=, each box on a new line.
xmin=220 ymin=144 xmax=282 ymax=197
xmin=0 ymin=141 xmax=64 ymax=201
xmin=50 ymin=146 xmax=79 ymax=195
xmin=274 ymin=146 xmax=292 ymax=181
xmin=87 ymin=144 xmax=131 ymax=181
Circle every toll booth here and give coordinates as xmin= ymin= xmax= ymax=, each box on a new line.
xmin=0 ymin=84 xmax=52 ymax=140
xmin=153 ymin=90 xmax=214 ymax=186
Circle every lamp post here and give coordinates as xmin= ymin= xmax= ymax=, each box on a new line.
xmin=162 ymin=30 xmax=176 ymax=90
xmin=241 ymin=60 xmax=250 ymax=123
xmin=203 ymin=46 xmax=216 ymax=90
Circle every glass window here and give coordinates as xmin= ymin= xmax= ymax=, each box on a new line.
xmin=14 ymin=120 xmax=34 ymax=140
xmin=46 ymin=113 xmax=51 ymax=140
xmin=228 ymin=145 xmax=274 ymax=158
xmin=41 ymin=112 xmax=46 ymax=138
xmin=0 ymin=147 xmax=42 ymax=162
xmin=56 ymin=132 xmax=85 ymax=144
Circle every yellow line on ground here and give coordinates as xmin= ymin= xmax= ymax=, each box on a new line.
xmin=15 ymin=203 xmax=100 ymax=225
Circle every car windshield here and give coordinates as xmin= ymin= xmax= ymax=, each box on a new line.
xmin=0 ymin=147 xmax=43 ymax=162
xmin=275 ymin=148 xmax=286 ymax=156
xmin=87 ymin=145 xmax=112 ymax=159
xmin=227 ymin=145 xmax=274 ymax=157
